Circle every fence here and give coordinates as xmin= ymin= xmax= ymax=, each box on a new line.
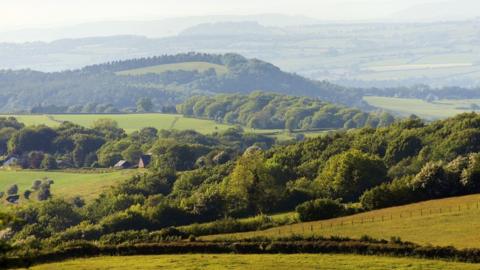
xmin=236 ymin=200 xmax=480 ymax=239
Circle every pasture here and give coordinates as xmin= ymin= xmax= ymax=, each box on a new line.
xmin=26 ymin=254 xmax=480 ymax=270
xmin=364 ymin=96 xmax=480 ymax=120
xmin=0 ymin=169 xmax=137 ymax=202
xmin=116 ymin=61 xmax=229 ymax=76
xmin=203 ymin=193 xmax=480 ymax=248
xmin=0 ymin=114 xmax=330 ymax=140
xmin=1 ymin=114 xmax=233 ymax=134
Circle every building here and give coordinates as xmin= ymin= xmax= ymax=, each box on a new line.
xmin=114 ymin=160 xmax=131 ymax=169
xmin=2 ymin=156 xmax=19 ymax=167
xmin=138 ymin=155 xmax=152 ymax=168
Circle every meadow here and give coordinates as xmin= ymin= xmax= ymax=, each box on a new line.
xmin=116 ymin=61 xmax=229 ymax=76
xmin=203 ymin=193 xmax=480 ymax=248
xmin=25 ymin=254 xmax=480 ymax=270
xmin=0 ymin=113 xmax=329 ymax=140
xmin=364 ymin=96 xmax=480 ymax=120
xmin=0 ymin=169 xmax=137 ymax=202
xmin=1 ymin=114 xmax=233 ymax=134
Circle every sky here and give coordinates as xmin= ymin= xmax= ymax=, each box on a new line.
xmin=0 ymin=0 xmax=445 ymax=31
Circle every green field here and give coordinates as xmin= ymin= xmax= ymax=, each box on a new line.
xmin=364 ymin=96 xmax=480 ymax=120
xmin=116 ymin=62 xmax=229 ymax=76
xmin=0 ymin=169 xmax=136 ymax=201
xmin=1 ymin=114 xmax=234 ymax=134
xmin=1 ymin=114 xmax=330 ymax=140
xmin=26 ymin=254 xmax=480 ymax=270
xmin=204 ymin=194 xmax=480 ymax=248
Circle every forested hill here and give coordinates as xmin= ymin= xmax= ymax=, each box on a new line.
xmin=178 ymin=92 xmax=394 ymax=130
xmin=0 ymin=53 xmax=361 ymax=113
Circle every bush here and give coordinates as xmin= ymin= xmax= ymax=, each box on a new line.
xmin=296 ymin=198 xmax=345 ymax=222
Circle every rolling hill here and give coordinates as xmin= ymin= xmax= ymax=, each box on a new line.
xmin=0 ymin=53 xmax=359 ymax=113
xmin=203 ymin=193 xmax=480 ymax=248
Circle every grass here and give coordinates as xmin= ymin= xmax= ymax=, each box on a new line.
xmin=0 ymin=114 xmax=332 ymax=140
xmin=0 ymin=169 xmax=137 ymax=202
xmin=203 ymin=194 xmax=480 ymax=249
xmin=364 ymin=96 xmax=480 ymax=120
xmin=1 ymin=114 xmax=234 ymax=134
xmin=116 ymin=62 xmax=229 ymax=76
xmin=26 ymin=254 xmax=480 ymax=270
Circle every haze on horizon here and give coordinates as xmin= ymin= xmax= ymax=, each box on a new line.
xmin=1 ymin=0 xmax=478 ymax=32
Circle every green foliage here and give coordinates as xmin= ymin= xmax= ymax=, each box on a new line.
xmin=315 ymin=150 xmax=387 ymax=202
xmin=179 ymin=92 xmax=393 ymax=130
xmin=223 ymin=149 xmax=281 ymax=214
xmin=296 ymin=198 xmax=345 ymax=221
xmin=136 ymin=97 xmax=154 ymax=113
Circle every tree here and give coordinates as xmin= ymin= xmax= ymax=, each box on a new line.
xmin=7 ymin=126 xmax=57 ymax=154
xmin=27 ymin=151 xmax=45 ymax=169
xmin=122 ymin=144 xmax=143 ymax=164
xmin=384 ymin=134 xmax=423 ymax=164
xmin=41 ymin=154 xmax=58 ymax=170
xmin=136 ymin=97 xmax=154 ymax=113
xmin=24 ymin=190 xmax=32 ymax=200
xmin=31 ymin=180 xmax=42 ymax=191
xmin=92 ymin=119 xmax=125 ymax=140
xmin=223 ymin=149 xmax=281 ymax=214
xmin=315 ymin=149 xmax=387 ymax=202
xmin=37 ymin=184 xmax=52 ymax=201
xmin=411 ymin=162 xmax=460 ymax=199
xmin=7 ymin=184 xmax=18 ymax=195
xmin=296 ymin=198 xmax=345 ymax=221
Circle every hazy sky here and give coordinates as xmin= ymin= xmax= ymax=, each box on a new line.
xmin=0 ymin=0 xmax=445 ymax=31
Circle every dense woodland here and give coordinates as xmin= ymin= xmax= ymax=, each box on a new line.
xmin=3 ymin=112 xmax=480 ymax=259
xmin=0 ymin=53 xmax=357 ymax=113
xmin=179 ymin=92 xmax=394 ymax=130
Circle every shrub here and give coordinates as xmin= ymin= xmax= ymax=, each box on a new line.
xmin=296 ymin=198 xmax=345 ymax=222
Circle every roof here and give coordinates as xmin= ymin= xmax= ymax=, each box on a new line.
xmin=3 ymin=157 xmax=18 ymax=166
xmin=139 ymin=155 xmax=152 ymax=162
xmin=114 ymin=160 xmax=131 ymax=168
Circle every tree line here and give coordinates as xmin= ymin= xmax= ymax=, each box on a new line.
xmin=178 ymin=92 xmax=394 ymax=130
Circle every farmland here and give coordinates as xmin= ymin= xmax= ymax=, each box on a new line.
xmin=0 ymin=169 xmax=137 ymax=202
xmin=116 ymin=61 xmax=229 ymax=76
xmin=26 ymin=254 xmax=480 ymax=270
xmin=0 ymin=114 xmax=233 ymax=134
xmin=0 ymin=113 xmax=329 ymax=139
xmin=203 ymin=193 xmax=480 ymax=248
xmin=364 ymin=96 xmax=480 ymax=120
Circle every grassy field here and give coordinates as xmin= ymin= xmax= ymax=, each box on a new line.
xmin=0 ymin=169 xmax=137 ymax=201
xmin=1 ymin=114 xmax=234 ymax=134
xmin=0 ymin=114 xmax=331 ymax=140
xmin=116 ymin=62 xmax=229 ymax=76
xmin=26 ymin=254 xmax=480 ymax=270
xmin=203 ymin=194 xmax=480 ymax=248
xmin=364 ymin=96 xmax=480 ymax=120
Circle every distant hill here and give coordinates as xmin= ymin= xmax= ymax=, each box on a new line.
xmin=0 ymin=53 xmax=361 ymax=113
xmin=180 ymin=22 xmax=283 ymax=36
xmin=0 ymin=14 xmax=318 ymax=43
xmin=2 ymin=20 xmax=480 ymax=88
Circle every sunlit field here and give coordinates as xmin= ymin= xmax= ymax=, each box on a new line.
xmin=26 ymin=254 xmax=480 ymax=270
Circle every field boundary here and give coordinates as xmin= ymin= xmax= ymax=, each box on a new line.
xmin=5 ymin=237 xmax=480 ymax=269
xmin=204 ymin=199 xmax=480 ymax=240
